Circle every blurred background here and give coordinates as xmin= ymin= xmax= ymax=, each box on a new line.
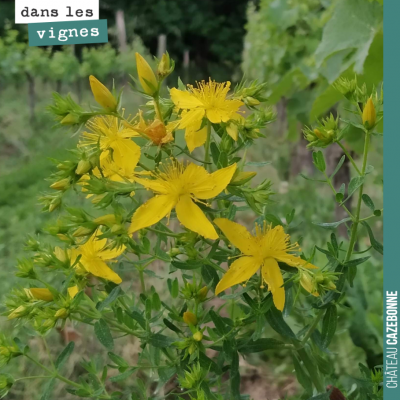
xmin=0 ymin=0 xmax=383 ymax=399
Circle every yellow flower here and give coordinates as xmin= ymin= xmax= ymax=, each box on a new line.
xmin=81 ymin=115 xmax=140 ymax=154
xmin=214 ymin=219 xmax=318 ymax=311
xmin=170 ymin=80 xmax=243 ymax=152
xmin=362 ymin=97 xmax=376 ymax=129
xmin=69 ymin=230 xmax=125 ymax=284
xmin=135 ymin=53 xmax=158 ymax=96
xmin=89 ymin=75 xmax=117 ymax=111
xmin=28 ymin=288 xmax=54 ymax=302
xmin=129 ymin=161 xmax=237 ymax=239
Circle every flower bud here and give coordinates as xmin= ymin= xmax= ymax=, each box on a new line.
xmin=135 ymin=53 xmax=158 ymax=96
xmin=8 ymin=306 xmax=27 ymax=320
xmin=49 ymin=197 xmax=62 ymax=212
xmin=110 ymin=224 xmax=124 ymax=234
xmin=183 ymin=311 xmax=198 ymax=326
xmin=157 ymin=52 xmax=174 ymax=78
xmin=55 ymin=308 xmax=68 ymax=319
xmin=197 ymin=286 xmax=208 ymax=302
xmin=60 ymin=113 xmax=80 ymax=126
xmin=29 ymin=288 xmax=54 ymax=302
xmin=50 ymin=178 xmax=71 ymax=191
xmin=73 ymin=226 xmax=94 ymax=237
xmin=362 ymin=97 xmax=376 ymax=129
xmin=244 ymin=96 xmax=260 ymax=107
xmin=89 ymin=75 xmax=118 ymax=111
xmin=94 ymin=214 xmax=117 ymax=226
xmin=193 ymin=331 xmax=203 ymax=342
xmin=230 ymin=171 xmax=257 ymax=186
xmin=76 ymin=159 xmax=92 ymax=175
xmin=168 ymin=247 xmax=181 ymax=257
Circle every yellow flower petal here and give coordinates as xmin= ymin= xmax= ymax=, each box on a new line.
xmin=82 ymin=258 xmax=122 ymax=284
xmin=214 ymin=218 xmax=258 ymax=256
xmin=99 ymin=245 xmax=126 ymax=261
xmin=135 ymin=177 xmax=169 ymax=194
xmin=129 ymin=194 xmax=176 ymax=234
xmin=226 ymin=123 xmax=238 ymax=141
xmin=206 ymin=99 xmax=243 ymax=123
xmin=274 ymin=253 xmax=318 ymax=269
xmin=191 ymin=163 xmax=236 ymax=199
xmin=29 ymin=288 xmax=54 ymax=302
xmin=175 ymin=195 xmax=218 ymax=239
xmin=68 ymin=286 xmax=79 ymax=299
xmin=178 ymin=108 xmax=206 ymax=129
xmin=170 ymin=88 xmax=204 ymax=109
xmin=185 ymin=122 xmax=208 ymax=152
xmin=261 ymin=257 xmax=285 ymax=311
xmin=215 ymin=256 xmax=261 ymax=295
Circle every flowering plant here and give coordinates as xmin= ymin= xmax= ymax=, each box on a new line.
xmin=0 ymin=53 xmax=383 ymax=399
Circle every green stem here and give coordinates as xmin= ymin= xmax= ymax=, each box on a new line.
xmin=296 ymin=347 xmax=325 ymax=393
xmin=41 ymin=336 xmax=55 ymax=369
xmin=204 ymin=121 xmax=212 ymax=170
xmin=15 ymin=375 xmax=52 ymax=382
xmin=139 ymin=269 xmax=146 ymax=293
xmin=323 ymin=171 xmax=355 ymax=220
xmin=153 ymin=96 xmax=164 ymax=123
xmin=299 ymin=309 xmax=325 ymax=346
xmin=344 ymin=131 xmax=370 ymax=263
xmin=337 ymin=141 xmax=362 ymax=175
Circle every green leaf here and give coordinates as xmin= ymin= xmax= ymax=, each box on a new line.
xmin=299 ymin=173 xmax=326 ymax=183
xmin=230 ymin=349 xmax=241 ymax=400
xmin=321 ymin=305 xmax=337 ymax=348
xmin=108 ymin=352 xmax=129 ymax=368
xmin=109 ymin=368 xmax=137 ymax=382
xmin=238 ymin=338 xmax=286 ymax=353
xmin=55 ymin=341 xmax=75 ymax=370
xmin=330 ymin=155 xmax=345 ymax=179
xmin=344 ymin=256 xmax=370 ymax=268
xmin=361 ymin=221 xmax=383 ymax=254
xmin=97 ymin=286 xmax=122 ymax=312
xmin=315 ymin=0 xmax=382 ymax=73
xmin=312 ymin=151 xmax=326 ymax=172
xmin=40 ymin=378 xmax=56 ymax=400
xmin=152 ymin=292 xmax=161 ymax=311
xmin=264 ymin=214 xmax=283 ymax=227
xmin=201 ymin=264 xmax=219 ymax=290
xmin=167 ymin=278 xmax=179 ymax=298
xmin=171 ymin=260 xmax=202 ymax=270
xmin=346 ymin=176 xmax=365 ymax=201
xmin=292 ymin=354 xmax=312 ymax=395
xmin=210 ymin=142 xmax=220 ymax=165
xmin=163 ymin=318 xmax=183 ymax=334
xmin=313 ymin=218 xmax=351 ymax=229
xmin=147 ymin=334 xmax=176 ymax=348
xmin=129 ymin=311 xmax=146 ymax=329
xmin=362 ymin=194 xmax=375 ymax=212
xmin=265 ymin=305 xmax=297 ymax=339
xmin=198 ymin=352 xmax=222 ymax=374
xmin=94 ymin=319 xmax=114 ymax=350
xmin=209 ymin=310 xmax=229 ymax=335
